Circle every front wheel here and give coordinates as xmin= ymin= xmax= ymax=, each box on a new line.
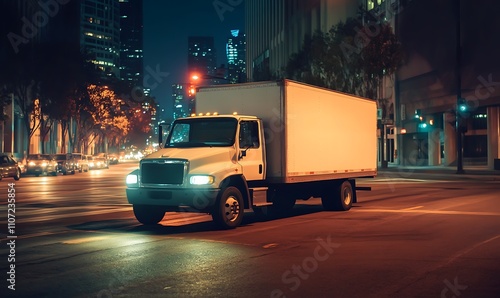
xmin=321 ymin=180 xmax=353 ymax=211
xmin=133 ymin=205 xmax=165 ymax=225
xmin=14 ymin=168 xmax=21 ymax=181
xmin=212 ymin=187 xmax=244 ymax=229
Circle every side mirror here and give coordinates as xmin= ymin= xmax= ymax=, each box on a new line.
xmin=158 ymin=122 xmax=171 ymax=149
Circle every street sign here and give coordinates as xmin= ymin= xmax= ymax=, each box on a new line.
xmin=377 ymin=108 xmax=383 ymax=120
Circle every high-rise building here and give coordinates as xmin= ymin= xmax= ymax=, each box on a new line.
xmin=80 ymin=0 xmax=121 ymax=78
xmin=245 ymin=0 xmax=360 ymax=81
xmin=226 ymin=30 xmax=246 ymax=83
xmin=172 ymin=84 xmax=194 ymax=120
xmin=119 ymin=0 xmax=143 ymax=87
xmin=188 ymin=36 xmax=217 ymax=82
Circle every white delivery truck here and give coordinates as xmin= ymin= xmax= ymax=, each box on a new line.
xmin=126 ymin=79 xmax=377 ymax=228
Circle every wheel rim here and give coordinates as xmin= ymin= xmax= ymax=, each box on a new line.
xmin=342 ymin=188 xmax=352 ymax=206
xmin=223 ymin=195 xmax=240 ymax=222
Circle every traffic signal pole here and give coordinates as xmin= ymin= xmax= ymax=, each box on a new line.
xmin=455 ymin=0 xmax=464 ymax=174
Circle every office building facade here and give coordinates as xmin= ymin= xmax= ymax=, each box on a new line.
xmin=226 ymin=30 xmax=247 ymax=84
xmin=80 ymin=0 xmax=121 ymax=78
xmin=395 ymin=0 xmax=500 ymax=169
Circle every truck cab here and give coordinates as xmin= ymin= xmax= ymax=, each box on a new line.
xmin=126 ymin=113 xmax=266 ymax=228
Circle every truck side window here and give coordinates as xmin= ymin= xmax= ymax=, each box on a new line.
xmin=239 ymin=121 xmax=259 ymax=148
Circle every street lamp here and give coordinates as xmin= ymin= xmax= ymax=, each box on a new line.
xmin=455 ymin=0 xmax=464 ymax=174
xmin=190 ymin=73 xmax=230 ymax=85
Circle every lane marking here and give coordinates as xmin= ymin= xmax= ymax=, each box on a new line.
xmin=358 ymin=208 xmax=500 ymax=216
xmin=402 ymin=206 xmax=424 ymax=210
xmin=443 ymin=234 xmax=500 ymax=267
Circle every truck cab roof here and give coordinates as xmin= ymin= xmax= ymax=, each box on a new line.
xmin=179 ymin=114 xmax=258 ymax=121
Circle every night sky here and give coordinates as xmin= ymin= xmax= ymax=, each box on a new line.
xmin=143 ymin=0 xmax=245 ymax=120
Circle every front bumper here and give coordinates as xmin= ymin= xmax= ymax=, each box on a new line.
xmin=26 ymin=166 xmax=55 ymax=174
xmin=126 ymin=187 xmax=219 ymax=210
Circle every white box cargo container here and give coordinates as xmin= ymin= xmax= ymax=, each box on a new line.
xmin=196 ymin=79 xmax=378 ymax=183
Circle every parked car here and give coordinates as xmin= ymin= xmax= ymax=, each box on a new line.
xmin=89 ymin=156 xmax=108 ymax=170
xmin=26 ymin=154 xmax=58 ymax=176
xmin=53 ymin=153 xmax=77 ymax=175
xmin=73 ymin=153 xmax=90 ymax=172
xmin=0 ymin=153 xmax=21 ymax=181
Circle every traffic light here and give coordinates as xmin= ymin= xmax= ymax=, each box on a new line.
xmin=188 ymin=86 xmax=196 ymax=97
xmin=458 ymin=98 xmax=467 ymax=113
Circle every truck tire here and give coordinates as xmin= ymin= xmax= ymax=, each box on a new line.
xmin=212 ymin=186 xmax=244 ymax=229
xmin=133 ymin=205 xmax=165 ymax=225
xmin=321 ymin=180 xmax=353 ymax=211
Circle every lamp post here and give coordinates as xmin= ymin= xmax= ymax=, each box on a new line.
xmin=455 ymin=0 xmax=464 ymax=174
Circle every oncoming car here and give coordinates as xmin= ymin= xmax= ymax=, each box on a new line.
xmin=26 ymin=154 xmax=57 ymax=176
xmin=53 ymin=153 xmax=77 ymax=175
xmin=0 ymin=153 xmax=21 ymax=181
xmin=73 ymin=153 xmax=90 ymax=172
xmin=89 ymin=156 xmax=108 ymax=170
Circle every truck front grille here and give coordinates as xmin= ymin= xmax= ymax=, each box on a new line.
xmin=141 ymin=160 xmax=186 ymax=185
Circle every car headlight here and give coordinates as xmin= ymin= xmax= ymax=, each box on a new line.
xmin=41 ymin=162 xmax=47 ymax=167
xmin=126 ymin=174 xmax=138 ymax=185
xmin=190 ymin=175 xmax=215 ymax=185
xmin=126 ymin=169 xmax=140 ymax=186
xmin=29 ymin=161 xmax=35 ymax=166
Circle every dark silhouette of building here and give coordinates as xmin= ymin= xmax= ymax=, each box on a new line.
xmin=119 ymin=0 xmax=144 ymax=87
xmin=188 ymin=36 xmax=217 ymax=83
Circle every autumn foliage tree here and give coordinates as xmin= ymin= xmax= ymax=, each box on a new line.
xmin=86 ymin=84 xmax=129 ymax=151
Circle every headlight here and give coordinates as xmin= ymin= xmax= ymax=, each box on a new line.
xmin=41 ymin=162 xmax=47 ymax=167
xmin=29 ymin=161 xmax=35 ymax=166
xmin=126 ymin=174 xmax=138 ymax=185
xmin=190 ymin=175 xmax=214 ymax=185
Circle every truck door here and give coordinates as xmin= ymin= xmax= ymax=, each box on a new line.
xmin=238 ymin=119 xmax=265 ymax=181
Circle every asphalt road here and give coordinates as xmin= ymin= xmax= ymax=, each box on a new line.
xmin=0 ymin=163 xmax=499 ymax=297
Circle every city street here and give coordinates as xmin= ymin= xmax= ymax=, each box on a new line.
xmin=1 ymin=163 xmax=499 ymax=297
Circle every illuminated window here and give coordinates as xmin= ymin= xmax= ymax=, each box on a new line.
xmin=367 ymin=0 xmax=374 ymax=10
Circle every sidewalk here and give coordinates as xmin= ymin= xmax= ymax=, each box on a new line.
xmin=378 ymin=164 xmax=500 ymax=178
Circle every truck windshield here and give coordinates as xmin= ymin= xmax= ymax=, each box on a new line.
xmin=166 ymin=117 xmax=237 ymax=148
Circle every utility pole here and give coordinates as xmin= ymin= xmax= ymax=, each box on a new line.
xmin=455 ymin=0 xmax=464 ymax=174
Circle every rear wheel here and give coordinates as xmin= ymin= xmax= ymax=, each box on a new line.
xmin=321 ymin=180 xmax=353 ymax=211
xmin=212 ymin=186 xmax=244 ymax=229
xmin=133 ymin=205 xmax=165 ymax=225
